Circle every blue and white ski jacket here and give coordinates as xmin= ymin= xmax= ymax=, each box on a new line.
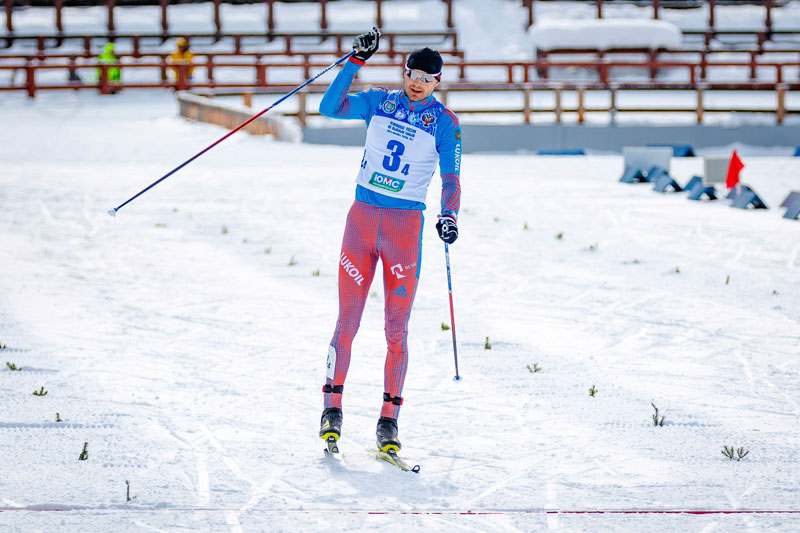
xmin=319 ymin=56 xmax=461 ymax=217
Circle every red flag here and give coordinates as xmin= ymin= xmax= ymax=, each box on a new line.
xmin=726 ymin=150 xmax=744 ymax=189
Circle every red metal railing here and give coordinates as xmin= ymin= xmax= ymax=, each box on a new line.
xmin=2 ymin=0 xmax=457 ymax=35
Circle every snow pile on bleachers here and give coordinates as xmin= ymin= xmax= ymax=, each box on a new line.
xmin=528 ymin=18 xmax=682 ymax=51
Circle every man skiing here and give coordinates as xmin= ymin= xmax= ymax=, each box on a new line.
xmin=318 ymin=28 xmax=461 ymax=455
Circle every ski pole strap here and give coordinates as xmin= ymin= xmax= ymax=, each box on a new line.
xmin=383 ymin=393 xmax=403 ymax=406
xmin=322 ymin=384 xmax=344 ymax=394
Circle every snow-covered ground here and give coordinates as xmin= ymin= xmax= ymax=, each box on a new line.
xmin=1 ymin=91 xmax=799 ymax=532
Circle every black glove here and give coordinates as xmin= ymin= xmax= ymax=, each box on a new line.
xmin=436 ymin=214 xmax=458 ymax=244
xmin=352 ymin=27 xmax=380 ymax=62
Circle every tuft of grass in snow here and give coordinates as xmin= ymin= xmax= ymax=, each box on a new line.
xmin=674 ymin=266 xmax=681 ymax=274
xmin=651 ymin=403 xmax=665 ymax=426
xmin=79 ymin=442 xmax=89 ymax=461
xmin=0 ymin=343 xmax=7 ymax=350
xmin=725 ymin=274 xmax=730 ymax=285
xmin=56 ymin=412 xmax=62 ymax=422
xmin=242 ymin=237 xmax=248 ymax=243
xmin=126 ymin=480 xmax=136 ymax=502
xmin=556 ymin=232 xmax=564 ymax=240
xmin=493 ymin=217 xmax=499 ymax=222
xmin=772 ymin=290 xmax=778 ymax=295
xmin=32 ymin=386 xmax=48 ymax=396
xmin=6 ymin=362 xmax=21 ymax=371
xmin=523 ymin=222 xmax=529 ymax=230
xmin=588 ymin=243 xmax=598 ymax=251
xmin=264 ymin=246 xmax=271 ymax=254
xmin=312 ymin=269 xmax=320 ymax=276
xmin=527 ymin=363 xmax=541 ymax=373
xmin=589 ymin=385 xmax=598 ymax=397
xmin=722 ymin=446 xmax=749 ymax=461
xmin=441 ymin=322 xmax=450 ymax=331
xmin=221 ymin=225 xmax=229 ymax=235
xmin=154 ymin=223 xmax=166 ymax=228
xmin=288 ymin=256 xmax=297 ymax=266
xmin=484 ymin=336 xmax=492 ymax=350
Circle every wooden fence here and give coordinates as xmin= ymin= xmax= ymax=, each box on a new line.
xmin=2 ymin=57 xmax=795 ymax=124
xmin=2 ymin=0 xmax=457 ymax=35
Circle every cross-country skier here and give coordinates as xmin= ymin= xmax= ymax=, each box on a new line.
xmin=318 ymin=28 xmax=461 ymax=454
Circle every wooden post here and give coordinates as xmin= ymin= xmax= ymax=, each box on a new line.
xmin=596 ymin=0 xmax=603 ymax=18
xmin=696 ymin=86 xmax=703 ymax=124
xmin=376 ymin=0 xmax=382 ymax=30
xmin=99 ymin=65 xmax=109 ymax=94
xmin=387 ymin=34 xmax=396 ymax=59
xmin=648 ymin=50 xmax=657 ymax=81
xmin=700 ymin=50 xmax=707 ymax=80
xmin=577 ymin=87 xmax=585 ymax=124
xmin=297 ymin=92 xmax=307 ymax=126
xmin=776 ymin=64 xmax=783 ymax=84
xmin=445 ymin=0 xmax=454 ymax=29
xmin=5 ymin=0 xmax=14 ymax=33
xmin=708 ymin=0 xmax=715 ymax=34
xmin=132 ymin=35 xmax=141 ymax=58
xmin=26 ymin=65 xmax=35 ymax=98
xmin=523 ymin=86 xmax=532 ymax=124
xmin=524 ymin=0 xmax=534 ymax=28
xmin=266 ymin=0 xmax=275 ymax=33
xmin=243 ymin=92 xmax=253 ymax=108
xmin=653 ymin=0 xmax=659 ymax=19
xmin=160 ymin=0 xmax=168 ymax=34
xmin=206 ymin=55 xmax=215 ymax=84
xmin=554 ymin=86 xmax=562 ymax=124
xmin=776 ymin=84 xmax=786 ymax=125
xmin=107 ymin=0 xmax=116 ymax=34
xmin=213 ymin=0 xmax=221 ymax=36
xmin=609 ymin=86 xmax=617 ymax=125
xmin=439 ymin=88 xmax=448 ymax=107
xmin=749 ymin=51 xmax=757 ymax=80
xmin=256 ymin=63 xmax=266 ymax=86
xmin=55 ymin=0 xmax=64 ymax=33
xmin=320 ymin=0 xmax=328 ymax=31
xmin=765 ymin=0 xmax=773 ymax=36
xmin=507 ymin=64 xmax=514 ymax=84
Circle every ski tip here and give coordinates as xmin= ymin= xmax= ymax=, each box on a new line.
xmin=108 ymin=208 xmax=117 ymax=218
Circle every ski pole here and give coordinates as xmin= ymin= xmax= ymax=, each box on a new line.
xmin=444 ymin=243 xmax=461 ymax=382
xmin=108 ymin=50 xmax=357 ymax=217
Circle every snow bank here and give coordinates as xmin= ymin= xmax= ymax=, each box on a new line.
xmin=528 ymin=19 xmax=682 ymax=51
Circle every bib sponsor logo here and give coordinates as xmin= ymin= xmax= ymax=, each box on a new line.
xmin=454 ymin=142 xmax=461 ymax=173
xmin=340 ymin=253 xmax=365 ymax=285
xmin=382 ymin=99 xmax=397 ymax=114
xmin=394 ymin=109 xmax=407 ymax=120
xmin=421 ymin=112 xmax=434 ymax=126
xmin=369 ymin=171 xmax=405 ymax=192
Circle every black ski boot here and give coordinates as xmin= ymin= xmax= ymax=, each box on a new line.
xmin=376 ymin=416 xmax=401 ymax=452
xmin=320 ymin=407 xmax=343 ymax=454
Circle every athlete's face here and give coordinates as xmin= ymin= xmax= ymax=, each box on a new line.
xmin=404 ymin=68 xmax=439 ymax=102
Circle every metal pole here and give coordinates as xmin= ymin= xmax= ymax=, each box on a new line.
xmin=444 ymin=243 xmax=461 ymax=382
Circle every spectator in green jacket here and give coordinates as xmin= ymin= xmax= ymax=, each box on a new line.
xmin=97 ymin=42 xmax=121 ymax=89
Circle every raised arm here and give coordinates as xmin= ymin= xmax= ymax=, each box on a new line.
xmin=320 ymin=28 xmax=381 ymax=121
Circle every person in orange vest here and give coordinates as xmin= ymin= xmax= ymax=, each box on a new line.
xmin=169 ymin=37 xmax=195 ymax=83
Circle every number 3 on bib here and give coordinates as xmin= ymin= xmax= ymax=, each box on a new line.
xmin=383 ymin=140 xmax=405 ymax=172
